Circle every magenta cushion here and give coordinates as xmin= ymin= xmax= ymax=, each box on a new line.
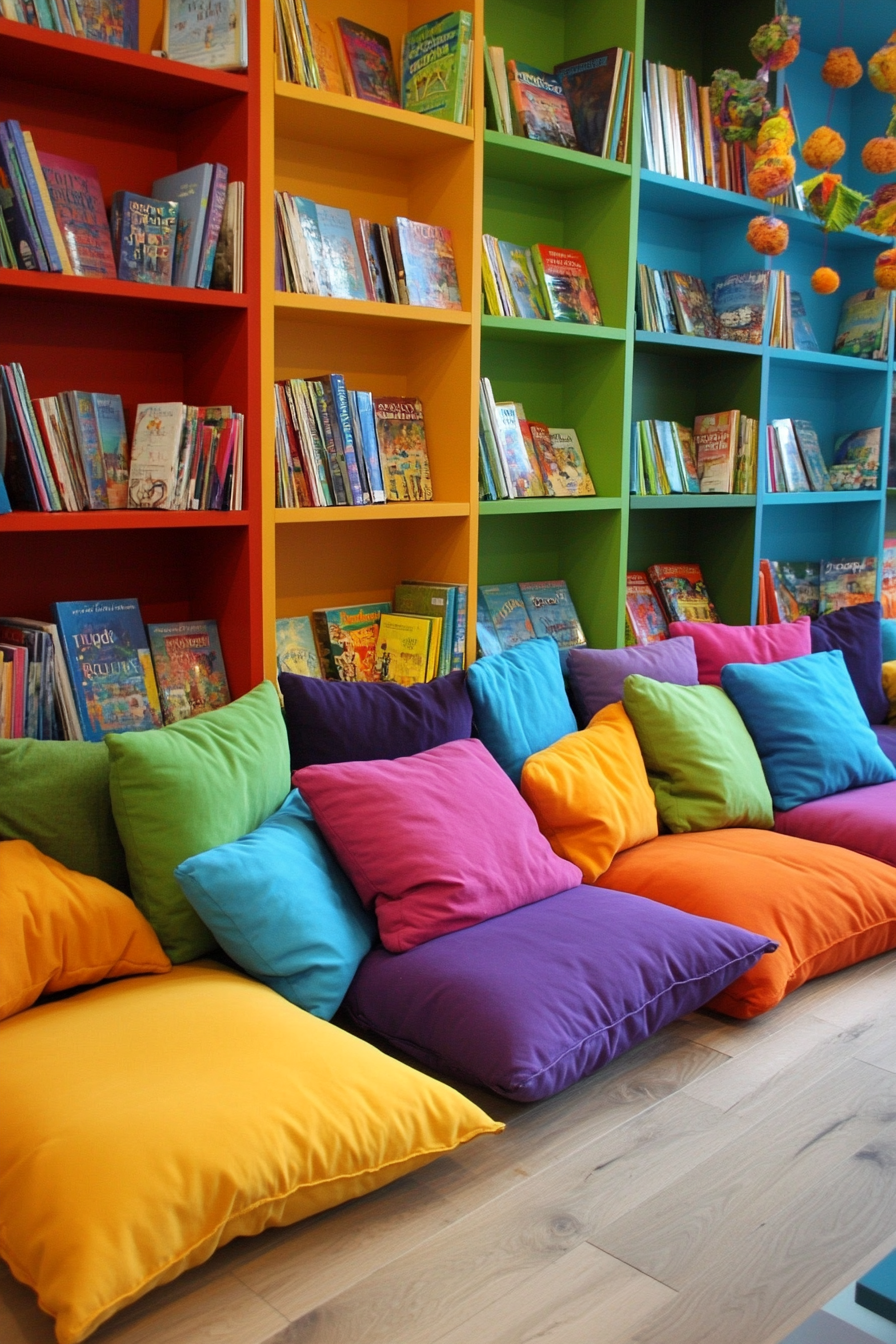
xmin=668 ymin=618 xmax=812 ymax=687
xmin=294 ymin=738 xmax=582 ymax=953
xmin=774 ymin=780 xmax=896 ymax=867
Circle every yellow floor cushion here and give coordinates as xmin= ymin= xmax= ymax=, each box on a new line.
xmin=0 ymin=963 xmax=502 ymax=1344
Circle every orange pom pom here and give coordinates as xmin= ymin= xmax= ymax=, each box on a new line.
xmin=874 ymin=247 xmax=896 ymax=288
xmin=748 ymin=157 xmax=796 ymax=200
xmin=862 ymin=137 xmax=896 ymax=174
xmin=811 ymin=266 xmax=841 ymax=294
xmin=869 ymin=33 xmax=896 ymax=94
xmin=803 ymin=126 xmax=847 ymax=170
xmin=746 ymin=215 xmax=789 ymax=255
xmin=768 ymin=37 xmax=800 ymax=71
xmin=821 ymin=47 xmax=863 ymax=88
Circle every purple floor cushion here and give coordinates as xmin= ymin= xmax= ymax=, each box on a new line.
xmin=774 ymin=781 xmax=896 ymax=868
xmin=875 ymin=725 xmax=896 ymax=768
xmin=344 ymin=885 xmax=775 ymax=1102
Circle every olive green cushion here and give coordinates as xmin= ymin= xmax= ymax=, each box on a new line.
xmin=0 ymin=739 xmax=129 ymax=892
xmin=622 ymin=674 xmax=774 ymax=834
xmin=107 ymin=682 xmax=291 ymax=963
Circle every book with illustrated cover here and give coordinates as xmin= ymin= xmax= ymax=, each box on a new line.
xmin=518 ymin=580 xmax=586 ymax=650
xmin=506 ymin=61 xmax=577 ymax=148
xmin=712 ymin=271 xmax=769 ymax=344
xmin=400 ymin=579 xmax=466 ymax=672
xmin=375 ymin=612 xmax=439 ymax=685
xmin=164 ymin=0 xmax=247 ymax=70
xmin=554 ymin=48 xmax=622 ymax=156
xmin=476 ymin=604 xmax=503 ymax=658
xmin=112 ymin=192 xmax=177 ymax=285
xmin=147 ymin=620 xmax=231 ymax=723
xmin=393 ymin=218 xmax=461 ymax=308
xmin=76 ymin=0 xmax=137 ymax=47
xmin=210 ymin=180 xmax=243 ymax=293
xmin=38 ymin=153 xmax=116 ymax=279
xmin=494 ymin=402 xmax=544 ymax=497
xmin=675 ymin=424 xmax=701 ymax=492
xmin=401 ymin=11 xmax=472 ymax=123
xmin=666 ymin=272 xmax=718 ymax=339
xmin=0 ymin=621 xmax=55 ymax=740
xmin=312 ymin=601 xmax=392 ymax=681
xmin=64 ymin=391 xmax=109 ymax=510
xmin=91 ymin=393 xmax=129 ymax=509
xmin=275 ymin=615 xmax=322 ymax=678
xmin=625 ymin=571 xmax=668 ymax=644
xmin=337 ymin=18 xmax=400 ymax=105
xmin=768 ymin=560 xmax=820 ymax=621
xmin=53 ymin=598 xmax=161 ymax=741
xmin=834 ymin=289 xmax=891 ymax=360
xmin=694 ymin=410 xmax=738 ymax=494
xmin=315 ymin=204 xmax=368 ymax=301
xmin=478 ymin=583 xmax=535 ymax=649
xmin=790 ymin=291 xmax=819 ymax=352
xmin=394 ymin=582 xmax=455 ymax=678
xmin=496 ymin=240 xmax=546 ymax=319
xmin=882 ymin=539 xmax=896 ymax=619
xmin=772 ymin=419 xmax=810 ymax=492
xmin=647 ymin=563 xmax=719 ymax=624
xmin=532 ymin=244 xmax=601 ymax=324
xmin=544 ymin=427 xmax=595 ymax=496
xmin=792 ymin=419 xmax=831 ymax=492
xmin=128 ymin=402 xmax=186 ymax=509
xmin=819 ymin=557 xmax=877 ymax=613
xmin=354 ymin=218 xmax=389 ymax=302
xmin=372 ymin=396 xmax=432 ymax=501
xmin=1 ymin=121 xmax=65 ymax=273
xmin=831 ymin=427 xmax=881 ymax=490
xmin=196 ymin=163 xmax=228 ymax=289
xmin=151 ymin=164 xmax=212 ymax=288
xmin=311 ymin=20 xmax=346 ymax=92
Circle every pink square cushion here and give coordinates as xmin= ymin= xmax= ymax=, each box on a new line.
xmin=668 ymin=617 xmax=812 ymax=687
xmin=294 ymin=738 xmax=582 ymax=953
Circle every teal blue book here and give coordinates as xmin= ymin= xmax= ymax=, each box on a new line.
xmin=316 ymin=204 xmax=367 ymax=300
xmin=518 ymin=580 xmax=585 ymax=649
xmin=475 ymin=602 xmax=503 ymax=657
xmin=478 ymin=583 xmax=535 ymax=650
xmin=53 ymin=598 xmax=161 ymax=742
xmin=151 ymin=164 xmax=213 ymax=287
xmin=90 ymin=393 xmax=129 ymax=509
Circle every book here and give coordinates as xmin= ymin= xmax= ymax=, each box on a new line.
xmin=316 ymin=203 xmax=368 ymax=301
xmin=212 ymin=178 xmax=243 ymax=294
xmin=625 ymin=572 xmax=669 ymax=644
xmin=486 ymin=45 xmax=514 ymax=135
xmin=834 ymin=289 xmax=891 ymax=360
xmin=393 ymin=218 xmax=461 ymax=309
xmin=545 ymin=428 xmax=595 ymax=496
xmin=712 ymin=271 xmax=769 ymax=345
xmin=790 ymin=291 xmax=819 ymax=352
xmin=478 ymin=583 xmax=535 ymax=649
xmin=147 ymin=620 xmax=231 ymax=723
xmin=337 ymin=18 xmax=400 ymax=106
xmin=78 ymin=0 xmax=137 ymax=46
xmin=475 ymin=603 xmax=503 ymax=657
xmin=394 ymin=582 xmax=454 ymax=678
xmin=518 ymin=580 xmax=586 ymax=650
xmin=768 ymin=560 xmax=820 ymax=621
xmin=666 ymin=272 xmax=718 ymax=340
xmin=401 ymin=12 xmax=472 ymax=124
xmin=819 ymin=557 xmax=877 ymax=613
xmin=10 ymin=123 xmax=69 ymax=274
xmin=374 ymin=612 xmax=437 ymax=685
xmin=493 ymin=402 xmax=544 ymax=498
xmin=882 ymin=539 xmax=896 ymax=620
xmin=53 ymin=598 xmax=162 ymax=741
xmin=531 ymin=244 xmax=601 ymax=324
xmin=128 ymin=403 xmax=186 ymax=509
xmin=554 ymin=49 xmax=622 ymax=157
xmin=164 ymin=0 xmax=247 ymax=70
xmin=372 ymin=396 xmax=432 ymax=502
xmin=67 ymin=391 xmax=109 ymax=509
xmin=37 ymin=153 xmax=116 ymax=279
xmin=694 ymin=411 xmax=738 ymax=494
xmin=151 ymin=164 xmax=212 ymax=288
xmin=275 ymin=616 xmax=323 ymax=678
xmin=311 ymin=21 xmax=345 ymax=92
xmin=494 ymin=240 xmax=547 ymax=319
xmin=792 ymin=419 xmax=831 ymax=492
xmin=112 ymin=192 xmax=177 ymax=285
xmin=772 ymin=419 xmax=810 ymax=492
xmin=91 ymin=393 xmax=129 ymax=509
xmin=831 ymin=427 xmax=882 ymax=491
xmin=648 ymin=563 xmax=719 ymax=624
xmin=506 ymin=61 xmax=577 ymax=149
xmin=311 ymin=601 xmax=392 ymax=681
xmin=0 ymin=621 xmax=54 ymax=739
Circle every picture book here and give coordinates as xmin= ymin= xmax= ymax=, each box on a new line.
xmin=91 ymin=393 xmax=129 ymax=509
xmin=38 ymin=153 xmax=116 ymax=279
xmin=128 ymin=402 xmax=186 ymax=509
xmin=0 ymin=138 xmax=42 ymax=271
xmin=0 ymin=644 xmax=27 ymax=739
xmin=401 ymin=11 xmax=472 ymax=123
xmin=476 ymin=605 xmax=503 ymax=658
xmin=78 ymin=0 xmax=137 ymax=46
xmin=67 ymin=391 xmax=109 ymax=509
xmin=312 ymin=601 xmax=392 ymax=681
xmin=494 ymin=402 xmax=544 ymax=497
xmin=694 ymin=411 xmax=738 ymax=494
xmin=478 ymin=584 xmax=535 ymax=649
xmin=164 ymin=0 xmax=247 ymax=70
xmin=834 ymin=289 xmax=891 ymax=360
xmin=675 ymin=424 xmax=701 ymax=492
xmin=518 ymin=580 xmax=585 ymax=650
xmin=316 ymin=203 xmax=368 ymax=301
xmin=53 ymin=598 xmax=161 ymax=742
xmin=768 ymin=560 xmax=820 ymax=621
xmin=495 ymin=240 xmax=547 ymax=319
xmin=372 ymin=396 xmax=432 ymax=502
xmin=831 ymin=427 xmax=881 ymax=491
xmin=0 ymin=621 xmax=54 ymax=740
xmin=196 ymin=163 xmax=228 ymax=289
xmin=152 ymin=164 xmax=213 ymax=288
xmin=506 ymin=61 xmax=577 ymax=149
xmin=393 ymin=218 xmax=461 ymax=309
xmin=275 ymin=615 xmax=323 ymax=678
xmin=647 ymin=563 xmax=719 ymax=624
xmin=712 ymin=271 xmax=769 ymax=345
xmin=375 ymin=612 xmax=437 ymax=685
xmin=554 ymin=48 xmax=622 ymax=156
xmin=486 ymin=44 xmax=514 ymax=135
xmin=544 ymin=427 xmax=595 ymax=496
xmin=792 ymin=419 xmax=831 ymax=492
xmin=666 ymin=272 xmax=718 ymax=340
xmin=790 ymin=291 xmax=819 ymax=353
xmin=337 ymin=18 xmax=400 ymax=105
xmin=772 ymin=419 xmax=810 ymax=492
xmin=532 ymin=245 xmax=601 ymax=324
xmin=1 ymin=121 xmax=65 ymax=274
xmin=112 ymin=192 xmax=177 ymax=285
xmin=625 ymin=572 xmax=669 ymax=643
xmin=147 ymin=620 xmax=231 ymax=723
xmin=311 ymin=21 xmax=346 ymax=92
xmin=394 ymin=582 xmax=454 ymax=678
xmin=882 ymin=539 xmax=896 ymax=619
xmin=819 ymin=557 xmax=877 ymax=613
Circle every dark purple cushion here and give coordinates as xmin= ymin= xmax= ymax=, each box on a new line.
xmin=774 ymin=780 xmax=896 ymax=867
xmin=344 ymin=884 xmax=775 ymax=1101
xmin=874 ymin=724 xmax=896 ymax=767
xmin=279 ymin=670 xmax=473 ymax=770
xmin=811 ymin=602 xmax=889 ymax=725
xmin=566 ymin=639 xmax=699 ymax=727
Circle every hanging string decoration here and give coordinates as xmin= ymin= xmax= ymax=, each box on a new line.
xmin=863 ymin=31 xmax=896 ymax=174
xmin=749 ymin=3 xmax=801 ymax=74
xmin=868 ymin=30 xmax=896 ymax=92
xmin=802 ymin=125 xmax=846 ymax=169
xmin=747 ymin=215 xmax=790 ymax=255
xmin=748 ymin=108 xmax=797 ymax=198
xmin=802 ymin=172 xmax=867 ymax=230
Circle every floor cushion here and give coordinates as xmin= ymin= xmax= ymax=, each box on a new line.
xmin=811 ymin=601 xmax=889 ymax=725
xmin=0 ymin=964 xmax=501 ymax=1344
xmin=875 ymin=723 xmax=896 ymax=766
xmin=596 ymin=829 xmax=896 ymax=1018
xmin=774 ymin=781 xmax=896 ymax=868
xmin=345 ymin=884 xmax=775 ymax=1101
xmin=565 ymin=638 xmax=698 ymax=725
xmin=668 ymin=617 xmax=811 ymax=687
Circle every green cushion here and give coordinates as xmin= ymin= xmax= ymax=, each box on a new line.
xmin=107 ymin=682 xmax=291 ymax=963
xmin=622 ymin=674 xmax=774 ymax=834
xmin=0 ymin=740 xmax=129 ymax=892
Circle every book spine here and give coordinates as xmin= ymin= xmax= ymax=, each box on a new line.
xmin=311 ymin=381 xmax=348 ymax=505
xmin=0 ymin=127 xmax=46 ymax=270
xmin=311 ymin=610 xmax=338 ymax=678
xmin=21 ymin=131 xmax=72 ymax=274
xmin=451 ymin=584 xmax=467 ymax=670
xmin=69 ymin=392 xmax=109 ymax=508
xmin=197 ymin=164 xmax=228 ymax=288
xmin=7 ymin=121 xmax=63 ymax=271
xmin=328 ymin=375 xmax=365 ymax=505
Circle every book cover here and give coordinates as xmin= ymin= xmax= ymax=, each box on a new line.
xmin=0 ymin=144 xmax=42 ymax=271
xmin=164 ymin=0 xmax=246 ymax=70
xmin=147 ymin=620 xmax=231 ymax=723
xmin=152 ymin=164 xmax=212 ymax=287
xmin=372 ymin=396 xmax=432 ymax=502
xmin=475 ymin=601 xmax=503 ymax=657
xmin=790 ymin=290 xmax=819 ymax=352
xmin=77 ymin=0 xmax=137 ymax=45
xmin=666 ymin=272 xmax=718 ymax=339
xmin=478 ymin=583 xmax=535 ymax=649
xmin=337 ymin=18 xmax=400 ymax=105
xmin=37 ymin=153 xmax=115 ymax=279
xmin=772 ymin=419 xmax=810 ymax=492
xmin=53 ymin=598 xmax=161 ymax=742
xmin=324 ymin=373 xmax=365 ymax=504
xmin=66 ymin=392 xmax=109 ymax=509
xmin=316 ymin=203 xmax=368 ymax=301
xmin=768 ymin=560 xmax=820 ymax=621
xmin=394 ymin=582 xmax=454 ymax=677
xmin=712 ymin=271 xmax=769 ymax=345
xmin=673 ymin=423 xmax=701 ymax=492
xmin=394 ymin=218 xmax=461 ymax=309
xmin=311 ymin=20 xmax=345 ymax=92
xmin=128 ymin=402 xmax=185 ymax=509
xmin=276 ymin=615 xmax=323 ymax=678
xmin=654 ymin=420 xmax=684 ymax=493
xmin=374 ymin=612 xmax=434 ymax=685
xmin=352 ymin=390 xmax=385 ymax=502
xmin=882 ymin=539 xmax=896 ymax=620
xmin=554 ymin=48 xmax=621 ymax=156
xmin=113 ymin=192 xmax=177 ymax=285
xmin=494 ymin=402 xmax=544 ymax=497
xmin=791 ymin=419 xmax=831 ymax=492
xmin=834 ymin=289 xmax=891 ymax=360
xmin=694 ymin=411 xmax=737 ymax=494
xmin=495 ymin=240 xmax=547 ymax=320
xmin=647 ymin=563 xmax=719 ymax=624
xmin=196 ymin=163 xmax=228 ymax=289
xmin=532 ymin=244 xmax=601 ymax=324
xmin=312 ymin=602 xmax=392 ymax=681
xmin=832 ymin=427 xmax=882 ymax=490
xmin=0 ymin=623 xmax=51 ymax=739
xmin=519 ymin=579 xmax=586 ymax=649
xmin=625 ymin=571 xmax=669 ymax=643
xmin=506 ymin=61 xmax=577 ymax=149
xmin=819 ymin=557 xmax=877 ymax=613
xmin=402 ymin=11 xmax=472 ymax=123
xmin=91 ymin=393 xmax=129 ymax=509
xmin=5 ymin=121 xmax=65 ymax=273
xmin=543 ymin=427 xmax=596 ymax=496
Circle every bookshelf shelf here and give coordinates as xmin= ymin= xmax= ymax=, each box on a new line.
xmin=762 ymin=492 xmax=885 ymax=507
xmin=273 ymin=294 xmax=472 ymax=329
xmin=630 ymin=495 xmax=757 ymax=510
xmin=482 ymin=316 xmax=627 ymax=345
xmin=0 ymin=512 xmax=249 ymax=532
xmin=274 ymin=503 xmax=472 ymax=524
xmin=484 ymin=131 xmax=631 ymax=190
xmin=274 ymin=81 xmax=474 ymax=157
xmin=0 ymin=270 xmax=249 ymax=310
xmin=480 ymin=497 xmax=623 ymax=515
xmin=767 ymin=348 xmax=889 ymax=374
xmin=639 ymin=170 xmax=765 ymax=221
xmin=635 ymin=331 xmax=762 ymax=358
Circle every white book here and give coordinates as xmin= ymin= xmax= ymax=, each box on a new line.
xmin=480 ymin=377 xmax=514 ymax=496
xmin=128 ymin=403 xmax=186 ymax=509
xmin=164 ymin=0 xmax=247 ymax=69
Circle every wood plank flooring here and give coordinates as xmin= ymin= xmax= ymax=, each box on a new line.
xmin=3 ymin=952 xmax=896 ymax=1344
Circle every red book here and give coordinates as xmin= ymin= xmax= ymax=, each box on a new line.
xmin=37 ymin=153 xmax=115 ymax=279
xmin=625 ymin=571 xmax=668 ymax=644
xmin=647 ymin=563 xmax=719 ymax=625
xmin=532 ymin=244 xmax=602 ymax=325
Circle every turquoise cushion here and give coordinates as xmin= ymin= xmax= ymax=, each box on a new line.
xmin=174 ymin=790 xmax=375 ymax=1019
xmin=883 ymin=619 xmax=896 ymax=664
xmin=721 ymin=650 xmax=896 ymax=812
xmin=466 ymin=638 xmax=576 ymax=786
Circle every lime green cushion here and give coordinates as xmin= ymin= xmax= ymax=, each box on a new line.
xmin=107 ymin=682 xmax=291 ymax=963
xmin=0 ymin=740 xmax=129 ymax=892
xmin=622 ymin=674 xmax=774 ymax=834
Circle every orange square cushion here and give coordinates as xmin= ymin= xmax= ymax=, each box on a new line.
xmin=521 ymin=703 xmax=659 ymax=882
xmin=596 ymin=828 xmax=896 ymax=1018
xmin=0 ymin=839 xmax=170 ymax=1021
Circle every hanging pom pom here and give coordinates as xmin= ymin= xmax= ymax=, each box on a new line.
xmin=749 ymin=10 xmax=801 ymax=71
xmin=747 ymin=215 xmax=789 ymax=255
xmin=858 ymin=182 xmax=896 ymax=235
xmin=802 ymin=172 xmax=869 ymax=231
xmin=869 ymin=31 xmax=896 ymax=93
xmin=821 ymin=47 xmax=863 ymax=88
xmin=811 ymin=266 xmax=841 ymax=294
xmin=710 ymin=68 xmax=771 ymax=145
xmin=874 ymin=247 xmax=896 ymax=288
xmin=862 ymin=136 xmax=896 ymax=173
xmin=802 ymin=126 xmax=847 ymax=169
xmin=749 ymin=156 xmax=796 ymax=198
xmin=757 ymin=110 xmax=796 ymax=151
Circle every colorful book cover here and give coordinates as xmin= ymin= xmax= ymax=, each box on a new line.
xmin=506 ymin=61 xmax=577 ymax=149
xmin=394 ymin=218 xmax=462 ymax=309
xmin=337 ymin=18 xmax=400 ymax=105
xmin=544 ymin=427 xmax=596 ymax=496
xmin=834 ymin=290 xmax=891 ymax=360
xmin=625 ymin=571 xmax=668 ymax=643
xmin=197 ymin=163 xmax=229 ymax=289
xmin=712 ymin=271 xmax=769 ymax=345
xmin=791 ymin=419 xmax=831 ymax=492
xmin=53 ymin=598 xmax=161 ymax=742
xmin=772 ymin=419 xmax=810 ymax=492
xmin=532 ymin=245 xmax=601 ymax=324
xmin=394 ymin=582 xmax=454 ymax=677
xmin=694 ymin=411 xmax=737 ymax=494
xmin=128 ymin=403 xmax=186 ymax=509
xmin=0 ymin=143 xmax=42 ymax=271
xmin=4 ymin=121 xmax=64 ymax=272
xmin=91 ymin=393 xmax=129 ymax=509
xmin=372 ymin=396 xmax=432 ymax=502
xmin=375 ymin=612 xmax=434 ymax=685
xmin=554 ymin=48 xmax=621 ymax=156
xmin=654 ymin=420 xmax=684 ymax=493
xmin=276 ymin=616 xmax=323 ymax=678
xmin=37 ymin=153 xmax=116 ymax=279
xmin=768 ymin=560 xmax=820 ymax=621
xmin=478 ymin=583 xmax=535 ymax=649
xmin=666 ymin=272 xmax=718 ymax=339
xmin=164 ymin=0 xmax=246 ymax=70
xmin=401 ymin=12 xmax=472 ymax=123
xmin=674 ymin=424 xmax=701 ymax=492
xmin=311 ymin=20 xmax=346 ymax=92
xmin=152 ymin=164 xmax=212 ymax=287
xmin=832 ymin=427 xmax=882 ymax=490
xmin=882 ymin=539 xmax=896 ymax=619
xmin=496 ymin=241 xmax=547 ymax=320
xmin=494 ymin=402 xmax=544 ymax=497
xmin=518 ymin=580 xmax=586 ymax=649
xmin=312 ymin=602 xmax=392 ymax=681
xmin=819 ymin=557 xmax=877 ymax=613
xmin=351 ymin=390 xmax=385 ymax=502
xmin=78 ymin=0 xmax=137 ymax=45
xmin=476 ymin=603 xmax=503 ymax=658
xmin=647 ymin=563 xmax=719 ymax=624
xmin=790 ymin=291 xmax=819 ymax=352
xmin=210 ymin=181 xmax=240 ymax=291
xmin=147 ymin=620 xmax=231 ymax=724
xmin=65 ymin=392 xmax=109 ymax=509
xmin=316 ymin=203 xmax=367 ymax=301
xmin=113 ymin=192 xmax=177 ymax=285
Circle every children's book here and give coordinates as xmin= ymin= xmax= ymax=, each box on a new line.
xmin=128 ymin=403 xmax=186 ymax=509
xmin=882 ymin=538 xmax=896 ymax=619
xmin=91 ymin=393 xmax=129 ymax=509
xmin=2 ymin=121 xmax=65 ymax=273
xmin=78 ymin=0 xmax=137 ymax=46
xmin=311 ymin=601 xmax=392 ymax=681
xmin=164 ymin=0 xmax=247 ymax=70
xmin=532 ymin=244 xmax=601 ymax=324
xmin=152 ymin=164 xmax=212 ymax=288
xmin=772 ymin=419 xmax=810 ymax=492
xmin=554 ymin=49 xmax=622 ymax=156
xmin=625 ymin=571 xmax=669 ymax=643
xmin=337 ymin=18 xmax=400 ymax=105
xmin=790 ymin=291 xmax=819 ymax=352
xmin=375 ymin=612 xmax=437 ymax=685
xmin=792 ymin=419 xmax=831 ymax=492
xmin=0 ymin=133 xmax=43 ymax=272
xmin=476 ymin=603 xmax=504 ymax=657
xmin=311 ymin=20 xmax=346 ymax=92
xmin=693 ymin=410 xmax=738 ymax=494
xmin=112 ymin=192 xmax=177 ymax=285
xmin=674 ymin=424 xmax=701 ymax=492
xmin=819 ymin=557 xmax=877 ymax=613
xmin=393 ymin=218 xmax=461 ymax=308
xmin=275 ymin=615 xmax=323 ymax=678
xmin=666 ymin=271 xmax=718 ymax=339
xmin=647 ymin=563 xmax=719 ymax=624
xmin=394 ymin=582 xmax=454 ymax=677
xmin=768 ymin=560 xmax=820 ymax=621
xmin=147 ymin=620 xmax=231 ymax=723
xmin=496 ymin=240 xmax=547 ymax=319
xmin=518 ymin=580 xmax=586 ymax=650
xmin=831 ymin=427 xmax=881 ymax=490
xmin=38 ymin=153 xmax=116 ymax=279
xmin=478 ymin=583 xmax=535 ymax=649
xmin=506 ymin=61 xmax=577 ymax=148
xmin=53 ymin=598 xmax=161 ymax=741
xmin=315 ymin=203 xmax=367 ymax=300
xmin=543 ymin=427 xmax=595 ymax=496
xmin=712 ymin=271 xmax=769 ymax=344
xmin=834 ymin=289 xmax=891 ymax=360
xmin=64 ymin=391 xmax=109 ymax=509
xmin=401 ymin=12 xmax=472 ymax=123
xmin=494 ymin=402 xmax=544 ymax=497
xmin=372 ymin=396 xmax=432 ymax=501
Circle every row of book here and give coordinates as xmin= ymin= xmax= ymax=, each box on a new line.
xmin=0 ymin=366 xmax=243 ymax=513
xmin=475 ymin=581 xmax=586 ymax=658
xmin=274 ymin=378 xmax=431 ymax=508
xmin=632 ymin=412 xmax=758 ymax=497
xmin=275 ymin=8 xmax=473 ymax=125
xmin=0 ymin=604 xmax=231 ymax=742
xmin=275 ymin=194 xmax=460 ymax=309
xmin=484 ymin=45 xmax=633 ymax=163
xmin=758 ymin=553 xmax=894 ymax=622
xmin=767 ymin=421 xmax=881 ymax=494
xmin=481 ymin=237 xmax=602 ymax=326
xmin=478 ymin=379 xmax=595 ymax=501
xmin=624 ymin=565 xmax=718 ymax=644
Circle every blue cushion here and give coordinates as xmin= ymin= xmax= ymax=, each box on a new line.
xmin=466 ymin=637 xmax=576 ymax=786
xmin=174 ymin=790 xmax=376 ymax=1019
xmin=721 ymin=651 xmax=896 ymax=812
xmin=883 ymin=619 xmax=896 ymax=664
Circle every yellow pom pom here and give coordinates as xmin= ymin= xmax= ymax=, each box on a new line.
xmin=821 ymin=47 xmax=863 ymax=89
xmin=803 ymin=126 xmax=847 ymax=170
xmin=869 ymin=34 xmax=896 ymax=94
xmin=874 ymin=247 xmax=896 ymax=288
xmin=811 ymin=266 xmax=841 ymax=294
xmin=862 ymin=137 xmax=896 ymax=174
xmin=757 ymin=112 xmax=795 ymax=152
xmin=746 ymin=215 xmax=789 ymax=256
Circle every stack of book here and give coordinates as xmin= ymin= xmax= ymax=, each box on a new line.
xmin=127 ymin=403 xmax=244 ymax=511
xmin=481 ymin=236 xmax=602 ymax=325
xmin=275 ymin=194 xmax=461 ymax=308
xmin=834 ymin=290 xmax=892 ymax=361
xmin=632 ymin=412 xmax=757 ymax=496
xmin=484 ymin=46 xmax=634 ymax=162
xmin=478 ymin=379 xmax=595 ymax=501
xmin=758 ymin=557 xmax=878 ymax=622
xmin=0 ymin=0 xmax=137 ymax=47
xmin=274 ymin=8 xmax=474 ymax=125
xmin=767 ymin=272 xmax=818 ymax=351
xmin=475 ymin=580 xmax=586 ymax=659
xmin=274 ymin=377 xmax=431 ymax=508
xmin=767 ymin=420 xmax=880 ymax=493
xmin=624 ymin=564 xmax=719 ymax=644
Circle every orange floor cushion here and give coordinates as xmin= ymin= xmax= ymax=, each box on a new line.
xmin=595 ymin=829 xmax=896 ymax=1018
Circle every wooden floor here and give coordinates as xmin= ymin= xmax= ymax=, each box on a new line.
xmin=4 ymin=952 xmax=896 ymax=1344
